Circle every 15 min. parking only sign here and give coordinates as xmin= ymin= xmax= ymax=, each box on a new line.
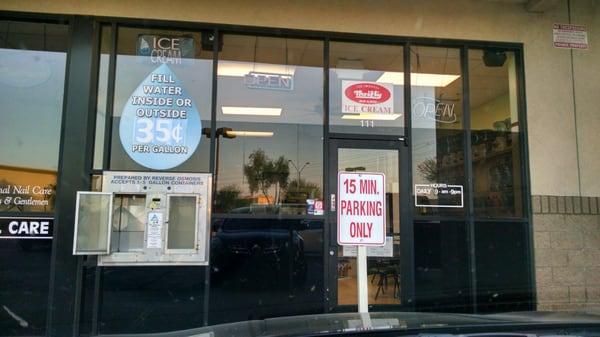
xmin=337 ymin=172 xmax=386 ymax=246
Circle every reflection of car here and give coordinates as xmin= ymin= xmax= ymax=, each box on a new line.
xmin=230 ymin=203 xmax=308 ymax=215
xmin=210 ymin=217 xmax=307 ymax=288
xmin=96 ymin=311 xmax=600 ymax=337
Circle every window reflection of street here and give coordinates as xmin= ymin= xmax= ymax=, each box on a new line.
xmin=206 ymin=34 xmax=325 ymax=319
xmin=214 ymin=35 xmax=323 ymax=215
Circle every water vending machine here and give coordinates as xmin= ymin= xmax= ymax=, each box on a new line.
xmin=72 ymin=171 xmax=211 ymax=266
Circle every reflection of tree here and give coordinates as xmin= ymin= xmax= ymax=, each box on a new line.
xmin=243 ymin=149 xmax=289 ymax=204
xmin=44 ymin=183 xmax=56 ymax=212
xmin=0 ymin=179 xmax=24 ymax=212
xmin=215 ymin=184 xmax=250 ymax=213
xmin=417 ymin=158 xmax=438 ymax=182
xmin=272 ymin=156 xmax=290 ymax=204
xmin=284 ymin=178 xmax=321 ymax=203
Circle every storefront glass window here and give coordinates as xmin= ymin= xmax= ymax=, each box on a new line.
xmin=475 ymin=221 xmax=532 ymax=311
xmin=215 ymin=34 xmax=324 ymax=214
xmin=410 ymin=46 xmax=465 ymax=216
xmin=329 ymin=42 xmax=405 ymax=135
xmin=0 ymin=21 xmax=67 ymax=213
xmin=208 ymin=34 xmax=325 ymax=324
xmin=0 ymin=20 xmax=68 ymax=336
xmin=469 ymin=49 xmax=523 ymax=218
xmin=414 ymin=221 xmax=471 ymax=311
xmin=108 ymin=27 xmax=213 ymax=172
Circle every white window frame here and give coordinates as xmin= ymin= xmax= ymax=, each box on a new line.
xmin=165 ymin=193 xmax=200 ymax=254
xmin=73 ymin=191 xmax=113 ymax=255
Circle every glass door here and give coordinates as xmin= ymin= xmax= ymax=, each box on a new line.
xmin=327 ymin=138 xmax=411 ymax=310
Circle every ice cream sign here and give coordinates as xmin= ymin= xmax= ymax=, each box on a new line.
xmin=342 ymin=80 xmax=394 ymax=116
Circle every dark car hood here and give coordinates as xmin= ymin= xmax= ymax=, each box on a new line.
xmin=101 ymin=311 xmax=600 ymax=337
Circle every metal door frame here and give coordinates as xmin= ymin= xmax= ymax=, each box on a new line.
xmin=325 ymin=137 xmax=414 ymax=313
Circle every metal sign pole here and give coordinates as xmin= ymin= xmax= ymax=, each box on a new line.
xmin=357 ymin=245 xmax=368 ymax=313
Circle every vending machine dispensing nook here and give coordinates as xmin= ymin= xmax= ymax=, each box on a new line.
xmin=72 ymin=171 xmax=211 ymax=266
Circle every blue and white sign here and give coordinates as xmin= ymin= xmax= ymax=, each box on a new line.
xmin=119 ymin=64 xmax=202 ymax=170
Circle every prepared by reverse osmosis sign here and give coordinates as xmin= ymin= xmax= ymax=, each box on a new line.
xmin=337 ymin=172 xmax=386 ymax=246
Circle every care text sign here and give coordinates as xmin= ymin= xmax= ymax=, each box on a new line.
xmin=337 ymin=172 xmax=386 ymax=246
xmin=0 ymin=217 xmax=53 ymax=239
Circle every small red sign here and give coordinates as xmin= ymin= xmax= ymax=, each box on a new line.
xmin=344 ymin=83 xmax=391 ymax=105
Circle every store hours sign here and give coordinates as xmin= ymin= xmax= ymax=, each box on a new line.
xmin=120 ymin=63 xmax=202 ymax=169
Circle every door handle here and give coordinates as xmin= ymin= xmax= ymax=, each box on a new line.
xmin=330 ymin=193 xmax=336 ymax=212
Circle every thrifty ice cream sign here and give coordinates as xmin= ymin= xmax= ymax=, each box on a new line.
xmin=337 ymin=172 xmax=386 ymax=246
xmin=341 ymin=80 xmax=393 ymax=116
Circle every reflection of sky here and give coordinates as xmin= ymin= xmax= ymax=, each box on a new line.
xmin=217 ymin=66 xmax=322 ymax=125
xmin=93 ymin=54 xmax=109 ymax=169
xmin=338 ymin=148 xmax=399 ymax=193
xmin=216 ymin=64 xmax=324 ymax=196
xmin=0 ymin=49 xmax=66 ymax=170
xmin=100 ymin=53 xmax=450 ymax=190
xmin=411 ymin=86 xmax=437 ymax=184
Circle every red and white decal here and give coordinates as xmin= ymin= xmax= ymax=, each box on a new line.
xmin=341 ymin=80 xmax=394 ymax=116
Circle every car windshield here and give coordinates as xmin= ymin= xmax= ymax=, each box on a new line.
xmin=1 ymin=1 xmax=600 ymax=337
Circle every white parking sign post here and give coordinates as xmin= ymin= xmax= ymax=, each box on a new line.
xmin=337 ymin=172 xmax=386 ymax=313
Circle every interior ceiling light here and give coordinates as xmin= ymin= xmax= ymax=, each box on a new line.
xmin=217 ymin=61 xmax=296 ymax=77
xmin=333 ymin=58 xmax=366 ymax=80
xmin=221 ymin=107 xmax=282 ymax=116
xmin=377 ymin=72 xmax=460 ymax=87
xmin=341 ymin=113 xmax=402 ymax=120
xmin=225 ymin=130 xmax=274 ymax=137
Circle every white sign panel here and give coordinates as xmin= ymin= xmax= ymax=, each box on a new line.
xmin=342 ymin=80 xmax=394 ymax=116
xmin=102 ymin=171 xmax=207 ymax=194
xmin=337 ymin=172 xmax=386 ymax=246
xmin=343 ymin=236 xmax=393 ymax=257
xmin=146 ymin=212 xmax=163 ymax=249
xmin=553 ymin=23 xmax=588 ymax=50
xmin=414 ymin=183 xmax=464 ymax=208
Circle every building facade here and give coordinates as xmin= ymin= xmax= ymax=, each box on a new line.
xmin=0 ymin=1 xmax=599 ymax=336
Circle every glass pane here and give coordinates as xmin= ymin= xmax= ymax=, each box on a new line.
xmin=215 ymin=35 xmax=323 ymax=215
xmin=93 ymin=25 xmax=112 ymax=170
xmin=337 ymin=147 xmax=401 ymax=305
xmin=469 ymin=49 xmax=523 ymax=218
xmin=329 ymin=42 xmax=404 ymax=135
xmin=109 ymin=27 xmax=213 ymax=172
xmin=0 ymin=21 xmax=68 ymax=213
xmin=167 ymin=195 xmax=196 ymax=249
xmin=111 ymin=194 xmax=146 ymax=252
xmin=209 ymin=217 xmax=323 ymax=324
xmin=475 ymin=221 xmax=533 ymax=312
xmin=414 ymin=221 xmax=471 ymax=312
xmin=411 ymin=46 xmax=465 ymax=216
xmin=75 ymin=193 xmax=112 ymax=253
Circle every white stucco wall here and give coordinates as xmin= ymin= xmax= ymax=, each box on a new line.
xmin=1 ymin=0 xmax=598 ymax=196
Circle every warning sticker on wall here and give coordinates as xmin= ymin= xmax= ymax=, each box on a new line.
xmin=553 ymin=23 xmax=588 ymax=50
